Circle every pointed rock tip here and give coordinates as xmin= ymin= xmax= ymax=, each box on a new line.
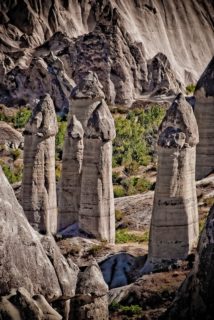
xmin=71 ymin=71 xmax=105 ymax=101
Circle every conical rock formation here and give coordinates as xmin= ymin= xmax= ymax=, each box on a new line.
xmin=22 ymin=94 xmax=58 ymax=234
xmin=147 ymin=93 xmax=199 ymax=268
xmin=59 ymin=72 xmax=115 ymax=243
xmin=195 ymin=56 xmax=214 ymax=180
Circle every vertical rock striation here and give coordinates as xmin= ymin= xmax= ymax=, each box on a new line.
xmin=22 ymin=94 xmax=58 ymax=234
xmin=195 ymin=56 xmax=214 ymax=180
xmin=59 ymin=72 xmax=116 ymax=243
xmin=148 ymin=93 xmax=199 ymax=265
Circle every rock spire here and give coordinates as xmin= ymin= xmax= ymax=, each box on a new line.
xmin=22 ymin=94 xmax=58 ymax=234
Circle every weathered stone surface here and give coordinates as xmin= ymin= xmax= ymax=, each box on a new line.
xmin=22 ymin=94 xmax=58 ymax=234
xmin=41 ymin=235 xmax=79 ymax=299
xmin=70 ymin=261 xmax=109 ymax=320
xmin=0 ymin=288 xmax=62 ymax=320
xmin=0 ymin=1 xmax=213 ymax=107
xmin=0 ymin=165 xmax=61 ymax=300
xmin=148 ymin=93 xmax=199 ymax=266
xmin=58 ymin=115 xmax=84 ymax=229
xmin=59 ymin=72 xmax=116 ymax=243
xmin=195 ymin=56 xmax=214 ymax=180
xmin=0 ymin=121 xmax=23 ymax=149
xmin=4 ymin=52 xmax=75 ymax=111
xmin=164 ymin=205 xmax=214 ymax=320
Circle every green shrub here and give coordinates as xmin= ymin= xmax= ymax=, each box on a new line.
xmin=55 ymin=117 xmax=67 ymax=160
xmin=115 ymin=228 xmax=149 ymax=244
xmin=115 ymin=209 xmax=124 ymax=222
xmin=0 ymin=161 xmax=23 ymax=184
xmin=113 ymin=105 xmax=165 ymax=169
xmin=113 ymin=185 xmax=126 ymax=198
xmin=186 ymin=84 xmax=196 ymax=95
xmin=14 ymin=107 xmax=32 ymax=128
xmin=11 ymin=148 xmax=21 ymax=160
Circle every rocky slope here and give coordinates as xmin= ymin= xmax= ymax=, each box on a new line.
xmin=0 ymin=0 xmax=213 ymax=107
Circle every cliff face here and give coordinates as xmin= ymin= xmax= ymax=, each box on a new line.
xmin=1 ymin=0 xmax=213 ymax=84
xmin=0 ymin=0 xmax=213 ymax=107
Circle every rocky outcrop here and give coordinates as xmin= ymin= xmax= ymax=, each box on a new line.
xmin=3 ymin=52 xmax=75 ymax=111
xmin=164 ymin=205 xmax=214 ymax=320
xmin=0 ymin=1 xmax=213 ymax=107
xmin=195 ymin=56 xmax=214 ymax=180
xmin=0 ymin=165 xmax=78 ymax=301
xmin=59 ymin=72 xmax=116 ymax=243
xmin=0 ymin=288 xmax=62 ymax=320
xmin=70 ymin=261 xmax=109 ymax=320
xmin=22 ymin=94 xmax=58 ymax=234
xmin=147 ymin=93 xmax=199 ymax=267
xmin=0 ymin=121 xmax=23 ymax=149
xmin=0 ymin=0 xmax=213 ymax=83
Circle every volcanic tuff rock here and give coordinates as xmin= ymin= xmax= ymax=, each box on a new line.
xmin=195 ymin=56 xmax=214 ymax=180
xmin=22 ymin=94 xmax=58 ymax=234
xmin=164 ymin=205 xmax=214 ymax=320
xmin=0 ymin=0 xmax=213 ymax=107
xmin=147 ymin=93 xmax=199 ymax=267
xmin=0 ymin=121 xmax=23 ymax=149
xmin=0 ymin=0 xmax=213 ymax=81
xmin=70 ymin=261 xmax=109 ymax=320
xmin=0 ymin=165 xmax=78 ymax=301
xmin=59 ymin=72 xmax=116 ymax=243
xmin=0 ymin=288 xmax=62 ymax=320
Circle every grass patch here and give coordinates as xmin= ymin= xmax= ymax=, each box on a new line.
xmin=109 ymin=302 xmax=142 ymax=316
xmin=115 ymin=228 xmax=149 ymax=244
xmin=114 ymin=176 xmax=153 ymax=198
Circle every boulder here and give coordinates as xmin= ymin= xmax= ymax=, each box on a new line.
xmin=70 ymin=261 xmax=109 ymax=320
xmin=0 ymin=121 xmax=23 ymax=149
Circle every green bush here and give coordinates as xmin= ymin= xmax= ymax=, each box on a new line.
xmin=113 ymin=105 xmax=165 ymax=169
xmin=55 ymin=116 xmax=67 ymax=160
xmin=11 ymin=148 xmax=21 ymax=160
xmin=113 ymin=185 xmax=126 ymax=198
xmin=186 ymin=84 xmax=196 ymax=95
xmin=115 ymin=209 xmax=124 ymax=222
xmin=14 ymin=107 xmax=32 ymax=128
xmin=115 ymin=228 xmax=149 ymax=244
xmin=0 ymin=161 xmax=23 ymax=184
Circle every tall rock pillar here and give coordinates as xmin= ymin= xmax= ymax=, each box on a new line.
xmin=59 ymin=72 xmax=116 ymax=243
xmin=194 ymin=56 xmax=214 ymax=180
xmin=22 ymin=94 xmax=58 ymax=234
xmin=148 ymin=93 xmax=199 ymax=264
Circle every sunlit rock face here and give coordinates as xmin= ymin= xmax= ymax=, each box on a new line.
xmin=195 ymin=56 xmax=214 ymax=180
xmin=22 ymin=94 xmax=58 ymax=234
xmin=59 ymin=72 xmax=116 ymax=243
xmin=148 ymin=93 xmax=199 ymax=264
xmin=164 ymin=205 xmax=214 ymax=320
